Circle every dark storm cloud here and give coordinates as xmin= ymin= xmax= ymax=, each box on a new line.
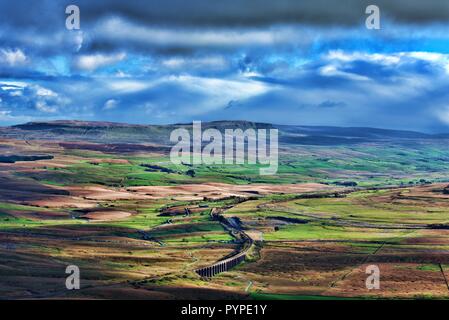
xmin=59 ymin=0 xmax=449 ymax=25
xmin=1 ymin=0 xmax=449 ymax=30
xmin=1 ymin=0 xmax=449 ymax=58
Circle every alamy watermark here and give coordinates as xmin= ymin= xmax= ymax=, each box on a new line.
xmin=65 ymin=265 xmax=80 ymax=290
xmin=365 ymin=265 xmax=380 ymax=290
xmin=170 ymin=121 xmax=278 ymax=175
xmin=65 ymin=5 xmax=80 ymax=30
xmin=366 ymin=5 xmax=381 ymax=30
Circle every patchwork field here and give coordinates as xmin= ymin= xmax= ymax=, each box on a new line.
xmin=1 ymin=121 xmax=449 ymax=299
xmin=225 ymin=185 xmax=449 ymax=299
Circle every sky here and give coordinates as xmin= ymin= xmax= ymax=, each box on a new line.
xmin=1 ymin=0 xmax=449 ymax=132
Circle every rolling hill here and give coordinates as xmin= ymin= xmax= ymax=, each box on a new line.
xmin=0 ymin=120 xmax=445 ymax=146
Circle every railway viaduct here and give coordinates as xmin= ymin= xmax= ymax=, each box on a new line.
xmin=195 ymin=208 xmax=254 ymax=278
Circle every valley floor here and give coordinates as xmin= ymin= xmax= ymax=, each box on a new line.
xmin=1 ymin=137 xmax=449 ymax=299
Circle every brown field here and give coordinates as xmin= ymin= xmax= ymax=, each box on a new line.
xmin=128 ymin=183 xmax=330 ymax=199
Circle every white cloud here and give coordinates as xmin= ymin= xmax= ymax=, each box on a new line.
xmin=162 ymin=56 xmax=228 ymax=70
xmin=403 ymin=52 xmax=449 ymax=73
xmin=0 ymin=48 xmax=27 ymax=66
xmin=108 ymin=79 xmax=152 ymax=93
xmin=326 ymin=50 xmax=449 ymax=73
xmin=35 ymin=101 xmax=57 ymax=113
xmin=103 ymin=99 xmax=119 ymax=110
xmin=320 ymin=50 xmax=401 ymax=81
xmin=74 ymin=52 xmax=126 ymax=71
xmin=405 ymin=52 xmax=443 ymax=62
xmin=326 ymin=50 xmax=401 ymax=65
xmin=166 ymin=75 xmax=270 ymax=114
xmin=26 ymin=84 xmax=70 ymax=114
xmin=0 ymin=110 xmax=12 ymax=119
xmin=115 ymin=70 xmax=130 ymax=78
xmin=105 ymin=74 xmax=270 ymax=116
xmin=172 ymin=75 xmax=268 ymax=96
xmin=436 ymin=106 xmax=449 ymax=125
xmin=35 ymin=86 xmax=57 ymax=97
xmin=94 ymin=17 xmax=309 ymax=49
xmin=320 ymin=50 xmax=449 ymax=83
xmin=0 ymin=81 xmax=27 ymax=88
xmin=73 ymin=31 xmax=84 ymax=52
xmin=319 ymin=64 xmax=370 ymax=81
xmin=9 ymin=90 xmax=23 ymax=97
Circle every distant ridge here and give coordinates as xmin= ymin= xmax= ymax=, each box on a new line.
xmin=1 ymin=120 xmax=448 ymax=146
xmin=13 ymin=119 xmax=273 ymax=129
xmin=13 ymin=120 xmax=153 ymax=128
